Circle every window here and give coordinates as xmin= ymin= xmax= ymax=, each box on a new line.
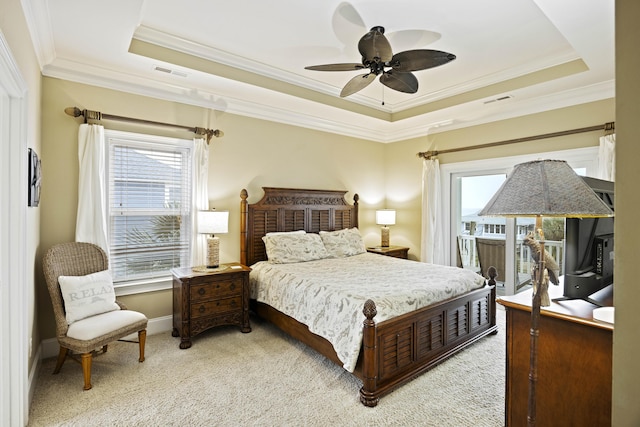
xmin=106 ymin=130 xmax=193 ymax=285
xmin=442 ymin=147 xmax=599 ymax=295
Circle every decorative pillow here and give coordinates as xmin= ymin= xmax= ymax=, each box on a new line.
xmin=320 ymin=227 xmax=367 ymax=258
xmin=262 ymin=232 xmax=329 ymax=264
xmin=58 ymin=270 xmax=120 ymax=325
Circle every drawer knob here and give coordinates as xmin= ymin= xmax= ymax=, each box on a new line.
xmin=198 ymin=288 xmax=205 ymax=295
xmin=230 ymin=283 xmax=236 ymax=291
xmin=198 ymin=305 xmax=206 ymax=313
xmin=230 ymin=300 xmax=237 ymax=307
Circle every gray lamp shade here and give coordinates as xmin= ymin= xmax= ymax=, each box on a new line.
xmin=478 ymin=159 xmax=614 ymax=218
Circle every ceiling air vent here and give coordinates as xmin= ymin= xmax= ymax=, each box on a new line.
xmin=483 ymin=95 xmax=513 ymax=105
xmin=154 ymin=66 xmax=188 ymax=78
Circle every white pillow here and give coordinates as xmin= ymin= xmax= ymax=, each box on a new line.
xmin=58 ymin=270 xmax=120 ymax=325
xmin=262 ymin=232 xmax=329 ymax=263
xmin=320 ymin=227 xmax=367 ymax=258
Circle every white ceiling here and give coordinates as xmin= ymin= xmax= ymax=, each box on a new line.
xmin=23 ymin=0 xmax=614 ymax=143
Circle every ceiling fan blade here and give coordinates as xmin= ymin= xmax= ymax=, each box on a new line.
xmin=358 ymin=26 xmax=393 ymax=63
xmin=305 ymin=63 xmax=366 ymax=72
xmin=331 ymin=2 xmax=366 ymax=46
xmin=340 ymin=73 xmax=376 ymax=97
xmin=380 ymin=71 xmax=419 ymax=94
xmin=390 ymin=49 xmax=456 ymax=72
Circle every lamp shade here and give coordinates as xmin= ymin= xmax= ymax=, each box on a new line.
xmin=376 ymin=209 xmax=396 ymax=226
xmin=197 ymin=210 xmax=229 ymax=234
xmin=478 ymin=160 xmax=614 ymax=218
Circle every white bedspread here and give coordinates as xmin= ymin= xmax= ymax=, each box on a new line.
xmin=249 ymin=253 xmax=486 ymax=372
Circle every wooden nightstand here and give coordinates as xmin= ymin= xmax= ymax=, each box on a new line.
xmin=171 ymin=263 xmax=251 ymax=349
xmin=366 ymin=245 xmax=409 ymax=259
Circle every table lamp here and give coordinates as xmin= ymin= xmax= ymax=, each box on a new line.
xmin=478 ymin=159 xmax=613 ymax=426
xmin=198 ymin=210 xmax=229 ymax=268
xmin=376 ymin=209 xmax=396 ymax=247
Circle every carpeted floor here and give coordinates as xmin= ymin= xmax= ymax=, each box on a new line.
xmin=28 ymin=308 xmax=506 ymax=426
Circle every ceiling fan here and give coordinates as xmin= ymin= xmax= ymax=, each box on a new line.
xmin=305 ymin=26 xmax=456 ymax=98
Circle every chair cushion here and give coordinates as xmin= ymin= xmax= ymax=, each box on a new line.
xmin=66 ymin=309 xmax=148 ymax=341
xmin=58 ymin=270 xmax=120 ymax=325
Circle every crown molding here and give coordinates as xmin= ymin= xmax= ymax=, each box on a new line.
xmin=42 ymin=57 xmax=613 ymax=144
xmin=20 ymin=0 xmax=56 ymax=69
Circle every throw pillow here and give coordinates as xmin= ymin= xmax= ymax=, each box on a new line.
xmin=262 ymin=232 xmax=329 ymax=263
xmin=58 ymin=270 xmax=120 ymax=325
xmin=320 ymin=227 xmax=367 ymax=258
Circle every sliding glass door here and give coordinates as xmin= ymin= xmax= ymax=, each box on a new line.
xmin=442 ymin=148 xmax=598 ymax=296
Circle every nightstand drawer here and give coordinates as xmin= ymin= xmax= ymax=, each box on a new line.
xmin=191 ymin=296 xmax=242 ymax=318
xmin=190 ymin=277 xmax=242 ymax=302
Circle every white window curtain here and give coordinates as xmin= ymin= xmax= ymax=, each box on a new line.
xmin=421 ymin=158 xmax=445 ymax=264
xmin=597 ymin=134 xmax=615 ymax=181
xmin=76 ymin=124 xmax=109 ymax=253
xmin=191 ymin=137 xmax=209 ymax=266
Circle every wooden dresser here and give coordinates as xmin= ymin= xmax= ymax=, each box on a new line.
xmin=366 ymin=245 xmax=409 ymax=259
xmin=498 ymin=284 xmax=613 ymax=426
xmin=171 ymin=263 xmax=251 ymax=349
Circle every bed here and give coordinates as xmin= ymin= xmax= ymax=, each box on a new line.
xmin=240 ymin=187 xmax=497 ymax=407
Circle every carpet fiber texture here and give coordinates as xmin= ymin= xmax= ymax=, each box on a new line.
xmin=28 ymin=308 xmax=505 ymax=426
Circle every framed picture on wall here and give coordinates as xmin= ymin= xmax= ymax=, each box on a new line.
xmin=28 ymin=148 xmax=41 ymax=207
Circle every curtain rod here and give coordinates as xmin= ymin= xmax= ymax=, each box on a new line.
xmin=64 ymin=107 xmax=223 ymax=143
xmin=417 ymin=122 xmax=615 ymax=160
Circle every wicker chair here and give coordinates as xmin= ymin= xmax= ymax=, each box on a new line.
xmin=42 ymin=242 xmax=148 ymax=390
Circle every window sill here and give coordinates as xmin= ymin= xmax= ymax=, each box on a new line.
xmin=114 ymin=276 xmax=173 ymax=296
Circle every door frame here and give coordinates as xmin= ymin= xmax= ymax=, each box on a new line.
xmin=0 ymin=30 xmax=29 ymax=426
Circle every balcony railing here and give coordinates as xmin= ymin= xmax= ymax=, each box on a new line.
xmin=457 ymin=235 xmax=564 ymax=279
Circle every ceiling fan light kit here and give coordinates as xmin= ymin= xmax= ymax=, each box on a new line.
xmin=305 ymin=26 xmax=456 ymax=97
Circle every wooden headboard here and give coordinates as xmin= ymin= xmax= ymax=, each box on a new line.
xmin=240 ymin=187 xmax=359 ymax=266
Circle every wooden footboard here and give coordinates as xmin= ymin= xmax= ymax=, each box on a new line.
xmin=251 ymin=281 xmax=497 ymax=407
xmin=359 ymin=282 xmax=497 ymax=406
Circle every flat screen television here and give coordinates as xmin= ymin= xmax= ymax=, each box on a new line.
xmin=558 ymin=176 xmax=614 ymax=306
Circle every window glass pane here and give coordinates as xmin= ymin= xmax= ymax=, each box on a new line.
xmin=107 ymin=135 xmax=192 ymax=282
xmin=457 ymin=174 xmax=505 ymax=275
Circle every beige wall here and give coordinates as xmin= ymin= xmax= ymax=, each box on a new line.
xmin=613 ymin=0 xmax=640 ymax=425
xmin=39 ymin=77 xmax=387 ymax=337
xmin=1 ymin=0 xmax=43 ymax=374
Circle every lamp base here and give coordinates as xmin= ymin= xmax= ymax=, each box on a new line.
xmin=381 ymin=226 xmax=390 ymax=247
xmin=206 ymin=236 xmax=220 ymax=268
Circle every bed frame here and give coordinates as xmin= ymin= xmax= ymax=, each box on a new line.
xmin=240 ymin=187 xmax=497 ymax=407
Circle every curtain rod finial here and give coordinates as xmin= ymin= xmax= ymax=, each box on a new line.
xmin=64 ymin=107 xmax=82 ymax=118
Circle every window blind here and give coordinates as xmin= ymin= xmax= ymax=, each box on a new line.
xmin=108 ymin=137 xmax=192 ymax=282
